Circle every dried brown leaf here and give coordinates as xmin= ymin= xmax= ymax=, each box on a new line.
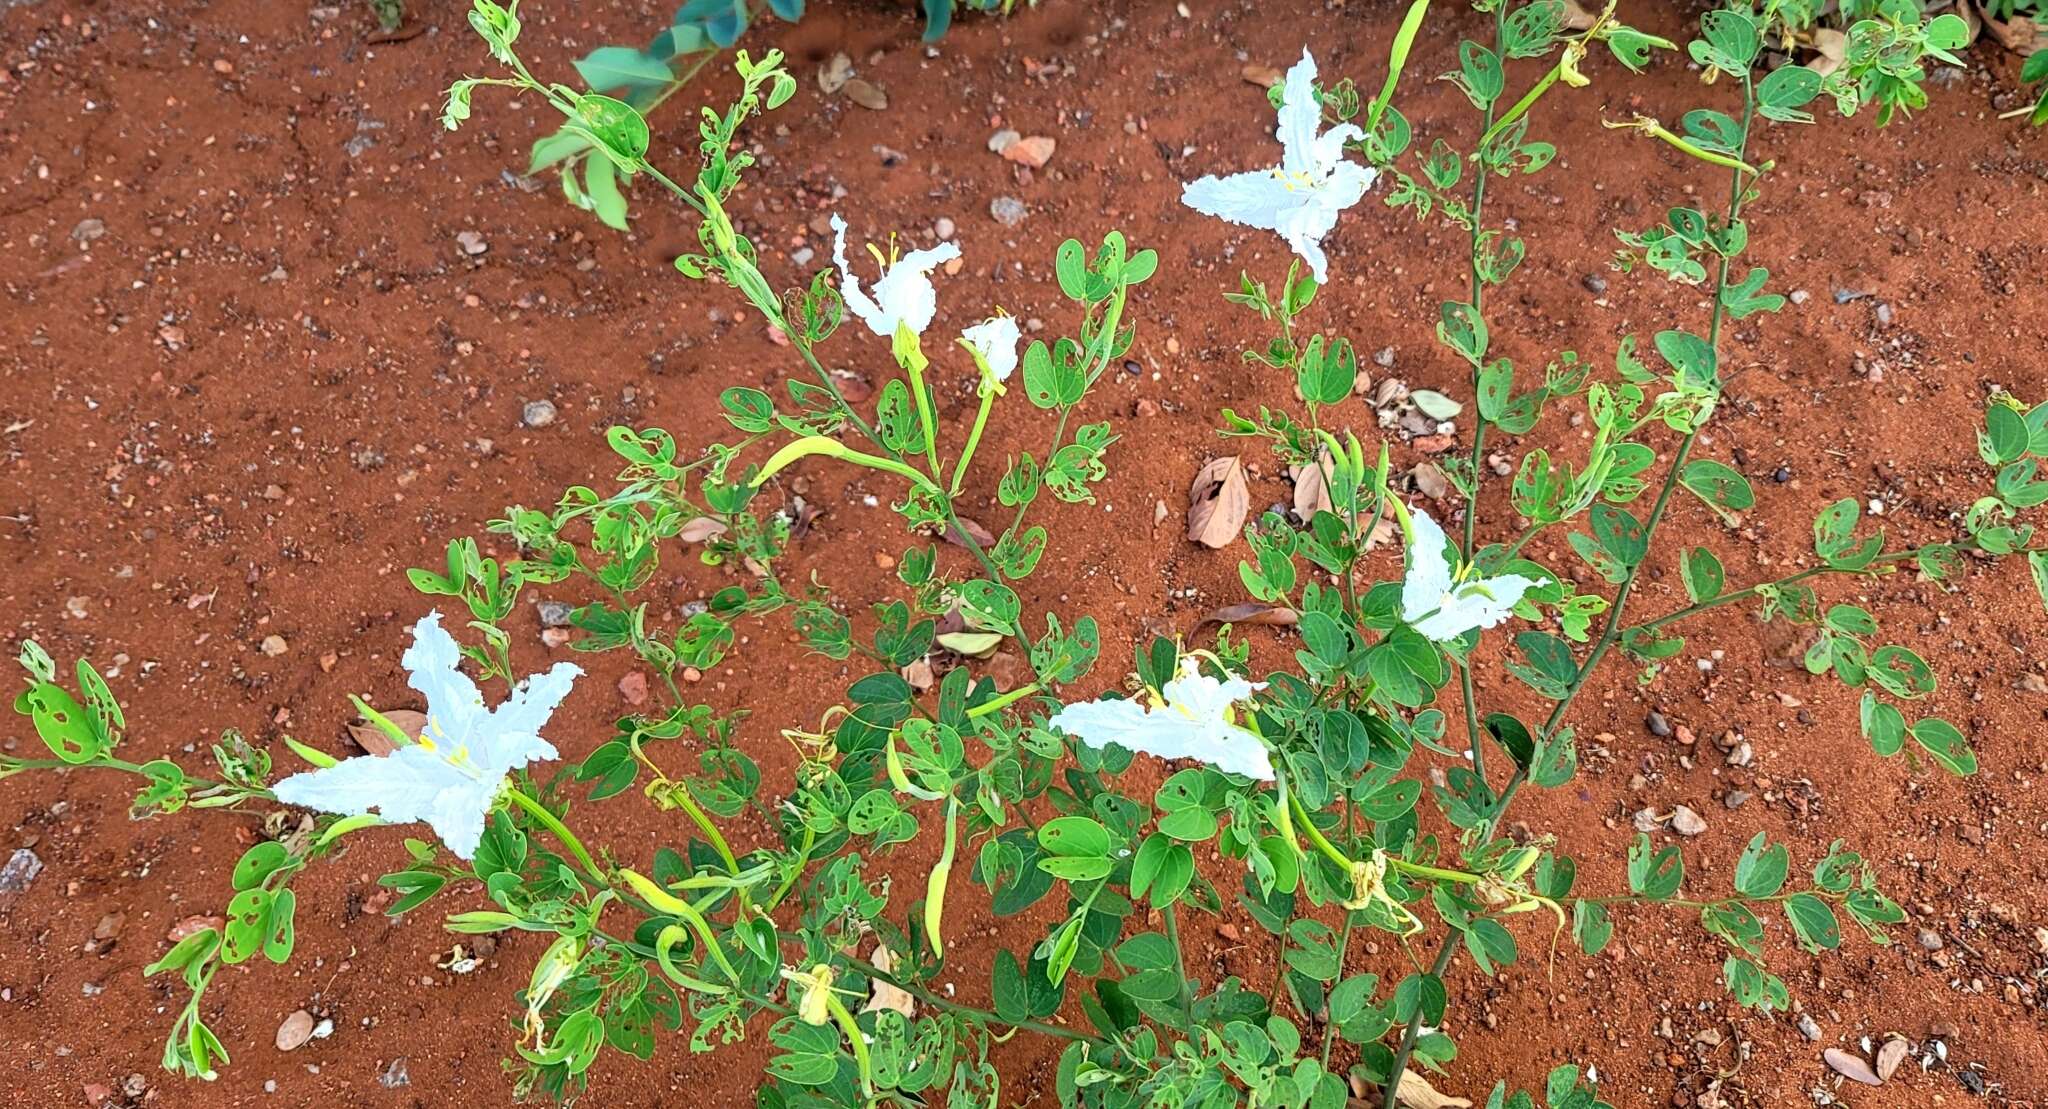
xmin=1874 ymin=1037 xmax=1910 ymax=1082
xmin=1187 ymin=456 xmax=1250 ymax=549
xmin=1291 ymin=453 xmax=1335 ymax=520
xmin=1807 ymin=28 xmax=1848 ymax=77
xmin=900 ymin=658 xmax=935 ymax=691
xmin=1977 ymin=0 xmax=2041 ymax=53
xmin=678 ymin=517 xmax=728 ymax=544
xmin=861 ymin=945 xmax=917 ymax=1019
xmin=346 ymin=708 xmax=425 ymax=756
xmin=1194 ymin=603 xmax=1299 ymax=633
xmin=1824 ymin=1047 xmax=1882 ymax=1086
xmin=942 ymin=516 xmax=998 ymax=549
xmin=1241 ymin=63 xmax=1283 ymax=88
xmin=1558 ymin=0 xmax=1599 ymax=30
xmin=1347 ymin=1069 xmax=1475 ymax=1109
xmin=842 ymin=78 xmax=888 ymax=111
xmin=817 ymin=53 xmax=853 ymax=94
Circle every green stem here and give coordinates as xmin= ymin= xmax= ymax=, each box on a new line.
xmin=950 ymin=383 xmax=997 ymax=497
xmin=503 ymin=786 xmax=609 ymax=887
xmin=966 ymin=681 xmax=1041 ymax=718
xmin=1457 ymin=0 xmax=1509 ymax=802
xmin=1163 ymin=905 xmax=1197 ymax=1032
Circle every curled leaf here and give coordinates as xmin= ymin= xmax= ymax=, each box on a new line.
xmin=346 ymin=708 xmax=425 ymax=757
xmin=1187 ymin=456 xmax=1250 ymax=549
xmin=861 ymin=945 xmax=917 ymax=1018
xmin=1195 ymin=603 xmax=1299 ymax=633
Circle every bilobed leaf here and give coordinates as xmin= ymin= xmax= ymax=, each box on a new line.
xmin=1679 ymin=459 xmax=1754 ymax=519
xmin=1626 ymin=833 xmax=1683 ymax=899
xmin=1682 ymin=547 xmax=1723 ymax=603
xmin=1733 ymin=832 xmax=1789 ymax=898
xmin=1910 ymin=717 xmax=1976 ymax=776
xmin=1784 ymin=893 xmax=1841 ymax=952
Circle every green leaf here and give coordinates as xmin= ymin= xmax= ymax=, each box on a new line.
xmin=2028 ymin=551 xmax=2048 ymax=615
xmin=1681 ymin=547 xmax=1723 ymax=604
xmin=582 ymin=156 xmax=629 ymax=231
xmin=1984 ymin=402 xmax=2031 ymax=464
xmin=1859 ymin=692 xmax=1907 ymax=757
xmin=1504 ymin=631 xmax=1576 ymax=700
xmin=1755 ymin=66 xmax=1822 ymax=123
xmin=231 ymin=841 xmax=290 ymax=891
xmin=1722 ymin=955 xmax=1788 ymax=1011
xmin=220 ymin=887 xmax=271 ymax=965
xmin=1626 ymin=833 xmax=1683 ymax=899
xmin=1784 ymin=893 xmax=1841 ymax=952
xmin=1813 ymin=498 xmax=1881 ymax=569
xmin=1733 ymin=832 xmax=1789 ymax=899
xmin=1038 ymin=815 xmax=1111 ymax=858
xmin=262 ymin=887 xmax=297 ymax=964
xmin=1910 ymin=717 xmax=1976 ymax=776
xmin=1680 ymin=459 xmax=1754 ymax=518
xmin=1719 ymin=266 xmax=1786 ymax=319
xmin=1572 ymin=899 xmax=1613 ymax=956
xmin=1391 ymin=973 xmax=1446 ymax=1026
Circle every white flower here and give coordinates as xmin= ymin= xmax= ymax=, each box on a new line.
xmin=1180 ymin=49 xmax=1375 ymax=283
xmin=1400 ymin=506 xmax=1538 ymax=642
xmin=1048 ymin=658 xmax=1273 ymax=780
xmin=271 ymin=611 xmax=581 ymax=859
xmin=959 ymin=315 xmax=1021 ymax=382
xmin=830 ymin=213 xmax=961 ymax=337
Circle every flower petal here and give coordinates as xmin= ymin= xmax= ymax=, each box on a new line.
xmin=271 ymin=744 xmax=469 ymax=828
xmin=869 ymin=242 xmax=959 ymax=337
xmin=1276 ymin=49 xmax=1322 ymax=178
xmin=830 ymin=214 xmax=890 ymax=336
xmin=1182 ymin=169 xmax=1295 ymax=234
xmin=404 ymin=611 xmax=486 ymax=744
xmin=1400 ymin=506 xmax=1457 ymax=625
xmin=478 ymin=661 xmax=580 ymax=776
xmin=961 ymin=316 xmax=1022 ymax=382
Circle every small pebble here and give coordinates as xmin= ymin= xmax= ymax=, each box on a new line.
xmin=1581 ymin=273 xmax=1608 ymax=294
xmin=989 ymin=196 xmax=1027 ymax=228
xmin=260 ymin=635 xmax=289 ymax=657
xmin=1645 ymin=711 xmax=1672 ymax=738
xmin=521 ymin=399 xmax=558 ymax=428
xmin=1670 ymin=806 xmax=1708 ymax=836
xmin=536 ymin=600 xmax=574 ymax=627
xmin=934 ymin=217 xmax=956 ymax=241
xmin=1797 ymin=1013 xmax=1823 ymax=1041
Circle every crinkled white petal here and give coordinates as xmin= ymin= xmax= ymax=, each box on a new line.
xmin=476 ymin=661 xmax=579 ymax=776
xmin=829 ymin=213 xmax=959 ymax=337
xmin=1182 ymin=170 xmax=1298 ymax=234
xmin=1400 ymin=507 xmax=1457 ymax=625
xmin=404 ymin=611 xmax=486 ymax=748
xmin=272 ymin=744 xmax=497 ymax=855
xmin=1312 ymin=124 xmax=1367 ymax=178
xmin=1159 ymin=658 xmax=1262 ymax=724
xmin=960 ymin=316 xmax=1022 ymax=382
xmin=1410 ymin=575 xmax=1540 ymax=641
xmin=1276 ymin=49 xmax=1322 ymax=178
xmin=1401 ymin=506 xmax=1538 ymax=641
xmin=1049 ymin=661 xmax=1274 ymax=781
xmin=830 ymin=214 xmax=888 ymax=336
